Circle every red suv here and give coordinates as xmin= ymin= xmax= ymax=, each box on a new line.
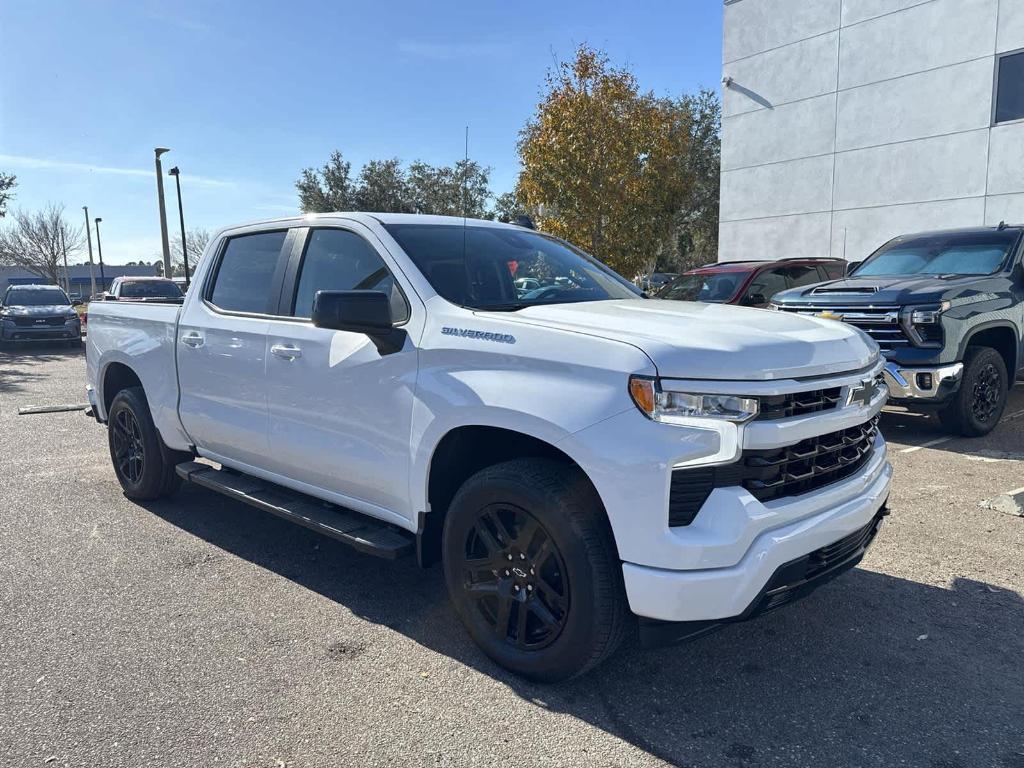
xmin=656 ymin=258 xmax=846 ymax=308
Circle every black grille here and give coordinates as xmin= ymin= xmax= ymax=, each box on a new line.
xmin=668 ymin=417 xmax=879 ymax=526
xmin=757 ymin=387 xmax=842 ymax=420
xmin=13 ymin=315 xmax=65 ymax=327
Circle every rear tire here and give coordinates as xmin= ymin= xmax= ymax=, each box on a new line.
xmin=442 ymin=458 xmax=629 ymax=682
xmin=107 ymin=386 xmax=182 ymax=500
xmin=938 ymin=346 xmax=1007 ymax=437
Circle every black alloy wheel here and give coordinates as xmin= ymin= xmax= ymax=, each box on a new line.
xmin=112 ymin=407 xmax=146 ymax=485
xmin=460 ymin=504 xmax=570 ymax=650
xmin=106 ymin=386 xmax=185 ymax=500
xmin=442 ymin=458 xmax=629 ymax=682
xmin=970 ymin=361 xmax=1003 ymax=424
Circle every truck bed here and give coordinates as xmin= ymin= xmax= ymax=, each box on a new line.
xmin=86 ymin=300 xmax=184 ymax=446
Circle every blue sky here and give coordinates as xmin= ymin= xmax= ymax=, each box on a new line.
xmin=0 ymin=0 xmax=722 ymax=264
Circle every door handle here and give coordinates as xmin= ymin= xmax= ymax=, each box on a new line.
xmin=271 ymin=343 xmax=302 ymax=360
xmin=181 ymin=332 xmax=204 ymax=348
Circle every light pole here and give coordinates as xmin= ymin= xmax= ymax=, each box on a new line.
xmin=154 ymin=147 xmax=172 ymax=279
xmin=168 ymin=166 xmax=191 ymax=290
xmin=94 ymin=217 xmax=106 ymax=290
xmin=82 ymin=206 xmax=96 ymax=297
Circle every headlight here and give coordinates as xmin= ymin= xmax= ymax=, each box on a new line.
xmin=766 ymin=302 xmax=781 ymax=311
xmin=902 ymin=301 xmax=950 ymax=325
xmin=629 ymin=376 xmax=759 ymax=424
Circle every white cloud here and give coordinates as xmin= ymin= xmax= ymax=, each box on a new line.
xmin=0 ymin=154 xmax=235 ymax=189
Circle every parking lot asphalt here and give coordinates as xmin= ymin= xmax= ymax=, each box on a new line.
xmin=1 ymin=346 xmax=1022 ymax=768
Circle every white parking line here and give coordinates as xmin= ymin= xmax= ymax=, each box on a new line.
xmin=899 ymin=436 xmax=953 ymax=454
xmin=1002 ymin=408 xmax=1024 ymax=421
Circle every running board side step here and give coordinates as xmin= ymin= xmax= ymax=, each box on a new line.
xmin=175 ymin=462 xmax=414 ymax=559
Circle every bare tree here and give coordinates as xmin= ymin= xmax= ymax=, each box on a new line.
xmin=171 ymin=228 xmax=211 ymax=277
xmin=0 ymin=204 xmax=84 ymax=284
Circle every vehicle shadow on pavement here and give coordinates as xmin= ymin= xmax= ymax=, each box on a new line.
xmin=145 ymin=487 xmax=1024 ymax=768
xmin=0 ymin=346 xmax=85 ymax=395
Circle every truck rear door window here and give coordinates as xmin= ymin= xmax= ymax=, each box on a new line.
xmin=208 ymin=231 xmax=287 ymax=314
xmin=291 ymin=228 xmax=408 ymax=322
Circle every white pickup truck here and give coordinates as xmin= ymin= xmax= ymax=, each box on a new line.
xmin=87 ymin=213 xmax=892 ymax=681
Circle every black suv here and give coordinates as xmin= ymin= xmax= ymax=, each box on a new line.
xmin=0 ymin=284 xmax=83 ymax=348
xmin=770 ymin=226 xmax=1023 ymax=436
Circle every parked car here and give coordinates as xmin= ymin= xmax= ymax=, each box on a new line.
xmin=103 ymin=276 xmax=184 ymax=302
xmin=87 ymin=213 xmax=891 ymax=681
xmin=771 ymin=225 xmax=1024 ymax=436
xmin=0 ymin=283 xmax=82 ymax=348
xmin=658 ymin=258 xmax=846 ymax=307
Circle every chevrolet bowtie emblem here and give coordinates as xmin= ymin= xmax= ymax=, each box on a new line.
xmin=816 ymin=310 xmax=843 ymax=321
xmin=847 ymin=378 xmax=878 ymax=408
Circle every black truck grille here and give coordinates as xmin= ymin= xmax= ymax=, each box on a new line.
xmin=776 ymin=305 xmax=910 ymax=352
xmin=668 ymin=417 xmax=879 ymax=526
xmin=757 ymin=387 xmax=843 ymax=420
xmin=13 ymin=315 xmax=65 ymax=327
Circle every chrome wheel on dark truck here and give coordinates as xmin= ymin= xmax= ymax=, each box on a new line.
xmin=107 ymin=387 xmax=183 ymax=500
xmin=939 ymin=347 xmax=1008 ymax=437
xmin=442 ymin=458 xmax=628 ymax=682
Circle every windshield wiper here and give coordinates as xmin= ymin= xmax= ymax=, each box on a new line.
xmin=475 ymin=302 xmax=531 ymax=312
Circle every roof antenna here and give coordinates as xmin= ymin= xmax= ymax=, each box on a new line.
xmin=998 ymin=220 xmax=1007 ymax=230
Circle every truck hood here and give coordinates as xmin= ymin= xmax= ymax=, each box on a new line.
xmin=490 ymin=299 xmax=878 ymax=380
xmin=1 ymin=304 xmax=77 ymax=317
xmin=772 ymin=274 xmax=1008 ymax=307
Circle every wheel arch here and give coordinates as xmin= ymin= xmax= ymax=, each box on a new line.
xmin=100 ymin=360 xmax=145 ymax=417
xmin=417 ymin=424 xmax=606 ymax=567
xmin=959 ymin=321 xmax=1018 ymax=377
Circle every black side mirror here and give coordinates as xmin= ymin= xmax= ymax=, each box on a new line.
xmin=311 ymin=290 xmax=406 ymax=355
xmin=742 ymin=292 xmax=767 ymax=307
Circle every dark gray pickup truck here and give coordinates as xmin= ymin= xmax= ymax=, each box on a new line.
xmin=771 ymin=226 xmax=1024 ymax=436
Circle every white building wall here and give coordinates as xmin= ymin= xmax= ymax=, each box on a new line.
xmin=719 ymin=0 xmax=1024 ymax=262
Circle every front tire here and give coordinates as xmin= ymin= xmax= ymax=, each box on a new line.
xmin=938 ymin=346 xmax=1008 ymax=437
xmin=442 ymin=458 xmax=628 ymax=682
xmin=107 ymin=387 xmax=181 ymax=500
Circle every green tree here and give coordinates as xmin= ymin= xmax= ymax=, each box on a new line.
xmin=490 ymin=191 xmax=529 ymax=222
xmin=296 ymin=151 xmax=357 ymax=212
xmin=355 ymin=158 xmax=412 ymax=212
xmin=672 ymin=88 xmax=721 ymax=269
xmin=296 ymin=154 xmax=492 ymax=216
xmin=0 ymin=172 xmax=16 ymax=218
xmin=517 ymin=45 xmax=693 ymax=279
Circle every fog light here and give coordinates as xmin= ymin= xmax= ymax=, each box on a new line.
xmin=916 ymin=373 xmax=933 ymax=391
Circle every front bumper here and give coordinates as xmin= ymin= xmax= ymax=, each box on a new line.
xmin=882 ymin=361 xmax=962 ymax=403
xmin=1 ymin=324 xmax=81 ymax=342
xmin=639 ymin=503 xmax=888 ymax=645
xmin=620 ymin=439 xmax=892 ymax=623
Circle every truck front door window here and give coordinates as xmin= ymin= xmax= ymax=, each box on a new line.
xmin=291 ymin=228 xmax=407 ymax=321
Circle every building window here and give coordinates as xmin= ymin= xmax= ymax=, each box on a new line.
xmin=994 ymin=50 xmax=1024 ymax=125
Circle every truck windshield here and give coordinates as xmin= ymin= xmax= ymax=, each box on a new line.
xmin=854 ymin=231 xmax=1019 ymax=277
xmin=658 ymin=272 xmax=744 ymax=302
xmin=4 ymin=288 xmax=69 ymax=306
xmin=120 ymin=281 xmax=183 ymax=299
xmin=384 ymin=224 xmax=640 ymax=310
